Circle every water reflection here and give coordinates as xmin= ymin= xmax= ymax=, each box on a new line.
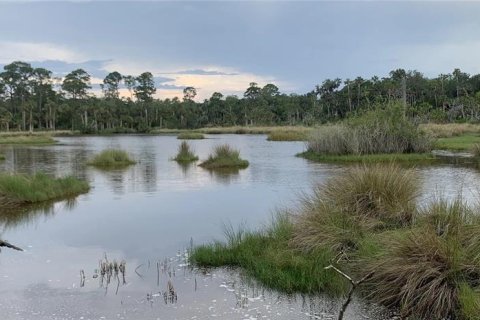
xmin=204 ymin=167 xmax=242 ymax=184
xmin=0 ymin=198 xmax=78 ymax=231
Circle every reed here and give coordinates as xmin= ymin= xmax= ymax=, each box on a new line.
xmin=173 ymin=141 xmax=198 ymax=162
xmin=177 ymin=132 xmax=204 ymax=140
xmin=88 ymin=149 xmax=136 ymax=168
xmin=199 ymin=144 xmax=249 ymax=169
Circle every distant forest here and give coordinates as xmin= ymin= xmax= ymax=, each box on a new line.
xmin=1 ymin=61 xmax=480 ymax=132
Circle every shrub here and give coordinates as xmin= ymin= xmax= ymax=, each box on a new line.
xmin=88 ymin=149 xmax=136 ymax=168
xmin=173 ymin=141 xmax=198 ymax=162
xmin=199 ymin=144 xmax=249 ymax=169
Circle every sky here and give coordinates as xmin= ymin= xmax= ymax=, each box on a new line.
xmin=0 ymin=1 xmax=479 ymax=100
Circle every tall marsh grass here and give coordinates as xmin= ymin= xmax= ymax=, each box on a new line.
xmin=307 ymin=104 xmax=433 ymax=156
xmin=88 ymin=149 xmax=136 ymax=168
xmin=292 ymin=164 xmax=420 ymax=253
xmin=0 ymin=173 xmax=89 ymax=207
xmin=199 ymin=144 xmax=249 ymax=169
xmin=173 ymin=141 xmax=198 ymax=162
xmin=177 ymin=132 xmax=204 ymax=140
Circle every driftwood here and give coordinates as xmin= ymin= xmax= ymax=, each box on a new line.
xmin=325 ymin=265 xmax=374 ymax=320
xmin=0 ymin=240 xmax=23 ymax=251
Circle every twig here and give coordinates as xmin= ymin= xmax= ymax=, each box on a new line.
xmin=0 ymin=240 xmax=23 ymax=251
xmin=325 ymin=265 xmax=374 ymax=320
xmin=135 ymin=264 xmax=145 ymax=278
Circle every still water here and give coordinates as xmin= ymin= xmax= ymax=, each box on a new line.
xmin=0 ymin=134 xmax=478 ymax=320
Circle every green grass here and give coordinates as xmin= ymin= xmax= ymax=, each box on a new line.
xmin=190 ymin=214 xmax=349 ymax=294
xmin=0 ymin=154 xmax=4 ymax=161
xmin=0 ymin=173 xmax=89 ymax=207
xmin=199 ymin=144 xmax=249 ymax=169
xmin=173 ymin=141 xmax=199 ymax=162
xmin=177 ymin=132 xmax=205 ymax=140
xmin=0 ymin=135 xmax=56 ymax=145
xmin=88 ymin=149 xmax=136 ymax=168
xmin=298 ymin=150 xmax=438 ymax=164
xmin=435 ymin=134 xmax=480 ymax=151
xmin=267 ymin=130 xmax=308 ymax=141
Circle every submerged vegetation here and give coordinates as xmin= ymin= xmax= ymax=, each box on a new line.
xmin=191 ymin=164 xmax=480 ymax=319
xmin=88 ymin=149 xmax=136 ymax=168
xmin=177 ymin=132 xmax=204 ymax=140
xmin=173 ymin=141 xmax=198 ymax=162
xmin=199 ymin=144 xmax=249 ymax=169
xmin=0 ymin=173 xmax=89 ymax=208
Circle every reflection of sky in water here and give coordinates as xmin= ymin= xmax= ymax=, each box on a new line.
xmin=0 ymin=135 xmax=479 ymax=319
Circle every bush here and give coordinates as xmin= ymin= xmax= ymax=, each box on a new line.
xmin=173 ymin=141 xmax=198 ymax=162
xmin=88 ymin=149 xmax=136 ymax=168
xmin=0 ymin=173 xmax=89 ymax=207
xmin=307 ymin=103 xmax=434 ymax=155
xmin=199 ymin=144 xmax=249 ymax=169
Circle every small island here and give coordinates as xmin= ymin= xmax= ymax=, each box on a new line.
xmin=199 ymin=144 xmax=249 ymax=169
xmin=88 ymin=149 xmax=136 ymax=168
xmin=173 ymin=141 xmax=199 ymax=163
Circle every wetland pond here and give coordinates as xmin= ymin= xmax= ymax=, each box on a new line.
xmin=0 ymin=134 xmax=478 ymax=320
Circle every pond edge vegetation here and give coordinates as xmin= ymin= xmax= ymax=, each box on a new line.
xmin=190 ymin=163 xmax=480 ymax=319
xmin=0 ymin=173 xmax=90 ymax=208
xmin=173 ymin=141 xmax=199 ymax=163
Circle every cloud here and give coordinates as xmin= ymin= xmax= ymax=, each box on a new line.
xmin=165 ymin=69 xmax=239 ymax=76
xmin=0 ymin=42 xmax=84 ymax=64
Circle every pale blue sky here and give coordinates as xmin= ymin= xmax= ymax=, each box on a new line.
xmin=0 ymin=1 xmax=479 ymax=99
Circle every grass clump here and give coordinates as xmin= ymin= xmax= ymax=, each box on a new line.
xmin=177 ymin=132 xmax=204 ymax=140
xmin=173 ymin=141 xmax=198 ymax=162
xmin=362 ymin=199 xmax=480 ymax=319
xmin=267 ymin=130 xmax=308 ymax=141
xmin=306 ymin=103 xmax=433 ymax=157
xmin=0 ymin=134 xmax=56 ymax=145
xmin=0 ymin=154 xmax=4 ymax=161
xmin=0 ymin=173 xmax=89 ymax=208
xmin=88 ymin=149 xmax=136 ymax=168
xmin=199 ymin=144 xmax=249 ymax=169
xmin=292 ymin=163 xmax=420 ymax=254
xmin=190 ymin=214 xmax=349 ymax=294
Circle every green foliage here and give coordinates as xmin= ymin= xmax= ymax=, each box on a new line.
xmin=199 ymin=144 xmax=249 ymax=169
xmin=173 ymin=141 xmax=198 ymax=162
xmin=298 ymin=150 xmax=437 ymax=164
xmin=0 ymin=154 xmax=4 ymax=160
xmin=0 ymin=173 xmax=89 ymax=207
xmin=88 ymin=149 xmax=136 ymax=168
xmin=307 ymin=103 xmax=434 ymax=156
xmin=0 ymin=134 xmax=56 ymax=145
xmin=435 ymin=134 xmax=480 ymax=151
xmin=177 ymin=132 xmax=204 ymax=139
xmin=190 ymin=213 xmax=349 ymax=294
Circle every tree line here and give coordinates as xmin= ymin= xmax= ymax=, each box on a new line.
xmin=1 ymin=60 xmax=480 ymax=132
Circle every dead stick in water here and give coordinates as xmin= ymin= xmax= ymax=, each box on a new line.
xmin=325 ymin=265 xmax=374 ymax=320
xmin=0 ymin=240 xmax=23 ymax=251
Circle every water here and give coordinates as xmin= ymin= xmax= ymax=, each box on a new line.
xmin=0 ymin=134 xmax=478 ymax=320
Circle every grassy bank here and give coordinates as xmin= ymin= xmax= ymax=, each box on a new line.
xmin=191 ymin=214 xmax=348 ymax=294
xmin=191 ymin=164 xmax=480 ymax=319
xmin=267 ymin=130 xmax=309 ymax=141
xmin=173 ymin=141 xmax=198 ymax=162
xmin=420 ymin=123 xmax=480 ymax=138
xmin=0 ymin=134 xmax=56 ymax=145
xmin=199 ymin=144 xmax=249 ymax=169
xmin=298 ymin=150 xmax=438 ymax=164
xmin=0 ymin=173 xmax=89 ymax=208
xmin=434 ymin=134 xmax=480 ymax=151
xmin=88 ymin=149 xmax=136 ymax=168
xmin=177 ymin=132 xmax=204 ymax=140
xmin=152 ymin=126 xmax=313 ymax=135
